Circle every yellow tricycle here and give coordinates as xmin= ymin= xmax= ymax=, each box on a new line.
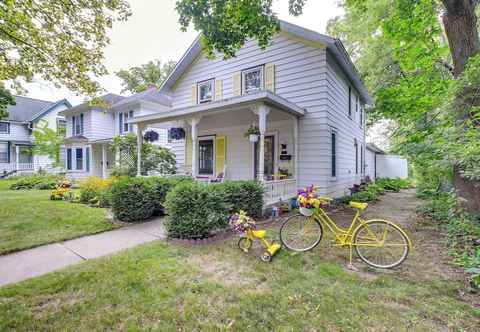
xmin=230 ymin=210 xmax=281 ymax=262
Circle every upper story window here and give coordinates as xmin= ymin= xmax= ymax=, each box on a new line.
xmin=197 ymin=79 xmax=214 ymax=103
xmin=359 ymin=104 xmax=363 ymax=127
xmin=348 ymin=86 xmax=352 ymax=118
xmin=242 ymin=66 xmax=264 ymax=94
xmin=0 ymin=121 xmax=10 ymax=134
xmin=72 ymin=114 xmax=84 ymax=136
xmin=57 ymin=118 xmax=66 ymax=136
xmin=119 ymin=110 xmax=134 ymax=134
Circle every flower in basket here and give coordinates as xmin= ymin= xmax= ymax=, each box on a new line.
xmin=229 ymin=210 xmax=256 ymax=233
xmin=244 ymin=124 xmax=260 ymax=138
xmin=297 ymin=185 xmax=321 ymax=209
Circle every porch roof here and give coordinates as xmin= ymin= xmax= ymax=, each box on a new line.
xmin=128 ymin=91 xmax=306 ymax=126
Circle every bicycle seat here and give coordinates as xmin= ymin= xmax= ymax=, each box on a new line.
xmin=349 ymin=201 xmax=368 ymax=211
xmin=252 ymin=230 xmax=266 ymax=238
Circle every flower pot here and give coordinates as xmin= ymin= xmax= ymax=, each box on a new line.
xmin=299 ymin=207 xmax=314 ymax=217
xmin=249 ymin=134 xmax=259 ymax=142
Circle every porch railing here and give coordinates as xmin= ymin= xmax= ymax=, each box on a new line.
xmin=17 ymin=163 xmax=34 ymax=171
xmin=263 ymin=178 xmax=297 ymax=205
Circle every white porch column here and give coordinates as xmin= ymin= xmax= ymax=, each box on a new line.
xmin=188 ymin=116 xmax=201 ymax=177
xmin=293 ymin=115 xmax=299 ymax=181
xmin=115 ymin=146 xmax=120 ymax=167
xmin=254 ymin=104 xmax=270 ymax=181
xmin=136 ymin=123 xmax=145 ymax=176
xmin=101 ymin=144 xmax=107 ymax=179
xmin=15 ymin=145 xmax=20 ymax=170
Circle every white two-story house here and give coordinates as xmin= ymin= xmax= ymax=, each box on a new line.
xmin=0 ymin=96 xmax=71 ymax=176
xmin=126 ymin=21 xmax=372 ymax=204
xmin=59 ymin=90 xmax=176 ymax=179
xmin=61 ymin=21 xmax=371 ymax=205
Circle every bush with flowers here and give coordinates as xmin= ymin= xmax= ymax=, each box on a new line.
xmin=50 ymin=179 xmax=73 ymax=200
xmin=79 ymin=176 xmax=116 ymax=207
xmin=297 ymin=185 xmax=321 ymax=215
xmin=229 ymin=210 xmax=256 ymax=233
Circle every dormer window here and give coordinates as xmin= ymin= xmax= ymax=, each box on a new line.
xmin=242 ymin=66 xmax=263 ymax=94
xmin=72 ymin=114 xmax=84 ymax=136
xmin=198 ymin=79 xmax=214 ymax=103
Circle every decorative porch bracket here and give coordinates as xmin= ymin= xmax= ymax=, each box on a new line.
xmin=252 ymin=104 xmax=270 ymax=182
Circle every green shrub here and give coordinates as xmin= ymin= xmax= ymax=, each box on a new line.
xmin=376 ymin=178 xmax=411 ymax=192
xmin=164 ymin=182 xmax=230 ymax=239
xmin=78 ymin=177 xmax=116 ymax=207
xmin=110 ymin=177 xmax=156 ymax=222
xmin=219 ymin=180 xmax=264 ymax=218
xmin=10 ymin=175 xmax=65 ymax=190
xmin=147 ymin=176 xmax=193 ymax=215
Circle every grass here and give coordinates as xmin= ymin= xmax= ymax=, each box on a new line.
xmin=0 ymin=179 xmax=116 ymax=255
xmin=0 ymin=226 xmax=478 ymax=331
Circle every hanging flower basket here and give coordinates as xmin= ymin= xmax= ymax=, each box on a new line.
xmin=169 ymin=127 xmax=185 ymax=140
xmin=249 ymin=134 xmax=259 ymax=142
xmin=244 ymin=124 xmax=260 ymax=142
xmin=143 ymin=130 xmax=159 ymax=142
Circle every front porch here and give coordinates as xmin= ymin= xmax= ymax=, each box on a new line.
xmin=0 ymin=141 xmax=34 ymax=175
xmin=130 ymin=92 xmax=304 ymax=206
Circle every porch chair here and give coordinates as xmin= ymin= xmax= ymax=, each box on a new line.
xmin=209 ymin=165 xmax=227 ymax=183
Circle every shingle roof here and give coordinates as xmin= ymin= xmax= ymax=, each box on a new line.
xmin=6 ymin=96 xmax=55 ymax=122
xmin=61 ymin=93 xmax=125 ymax=114
xmin=112 ymin=87 xmax=171 ymax=109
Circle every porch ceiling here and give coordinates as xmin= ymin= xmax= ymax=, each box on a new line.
xmin=128 ymin=91 xmax=306 ymax=126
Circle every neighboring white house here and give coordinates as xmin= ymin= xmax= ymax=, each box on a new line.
xmin=365 ymin=143 xmax=409 ymax=180
xmin=0 ymin=96 xmax=71 ymax=176
xmin=122 ymin=20 xmax=373 ymax=204
xmin=59 ymin=90 xmax=176 ymax=180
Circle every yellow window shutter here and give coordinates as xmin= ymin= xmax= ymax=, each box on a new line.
xmin=233 ymin=72 xmax=241 ymax=96
xmin=265 ymin=63 xmax=276 ymax=92
xmin=214 ymin=79 xmax=223 ymax=101
xmin=215 ymin=136 xmax=226 ymax=176
xmin=191 ymin=84 xmax=197 ymax=105
xmin=185 ymin=135 xmax=192 ymax=171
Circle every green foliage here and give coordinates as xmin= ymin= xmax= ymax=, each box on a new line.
xmin=418 ymin=190 xmax=480 ymax=288
xmin=220 ymin=180 xmax=264 ymax=218
xmin=110 ymin=177 xmax=156 ymax=222
xmin=32 ymin=120 xmax=64 ymax=165
xmin=164 ymin=182 xmax=230 ymax=239
xmin=110 ymin=134 xmax=176 ymax=177
xmin=78 ymin=177 xmax=116 ymax=207
xmin=0 ymin=84 xmax=15 ymax=119
xmin=146 ymin=176 xmax=194 ymax=215
xmin=375 ymin=178 xmax=410 ymax=192
xmin=338 ymin=178 xmax=409 ymax=203
xmin=116 ymin=60 xmax=176 ymax=94
xmin=175 ymin=0 xmax=305 ymax=58
xmin=9 ymin=174 xmax=66 ymax=190
xmin=0 ymin=0 xmax=131 ymax=106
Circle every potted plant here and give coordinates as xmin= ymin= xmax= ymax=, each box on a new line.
xmin=244 ymin=124 xmax=260 ymax=142
xmin=297 ymin=185 xmax=320 ymax=216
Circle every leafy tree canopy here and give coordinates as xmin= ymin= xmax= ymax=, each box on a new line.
xmin=0 ymin=84 xmax=15 ymax=119
xmin=32 ymin=120 xmax=64 ymax=166
xmin=115 ymin=60 xmax=176 ymax=94
xmin=0 ymin=0 xmax=131 ymax=112
xmin=175 ymin=0 xmax=306 ymax=58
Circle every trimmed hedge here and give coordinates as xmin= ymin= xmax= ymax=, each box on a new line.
xmin=220 ymin=180 xmax=264 ymax=218
xmin=147 ymin=176 xmax=193 ymax=215
xmin=110 ymin=177 xmax=156 ymax=222
xmin=164 ymin=182 xmax=230 ymax=239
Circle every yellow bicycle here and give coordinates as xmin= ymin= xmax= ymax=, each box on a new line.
xmin=279 ymin=197 xmax=412 ymax=268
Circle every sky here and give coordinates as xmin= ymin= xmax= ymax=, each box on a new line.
xmin=22 ymin=0 xmax=345 ymax=106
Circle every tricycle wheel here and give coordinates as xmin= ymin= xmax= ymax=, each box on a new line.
xmin=238 ymin=237 xmax=252 ymax=252
xmin=260 ymin=252 xmax=272 ymax=262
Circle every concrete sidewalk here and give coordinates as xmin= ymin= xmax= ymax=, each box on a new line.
xmin=0 ymin=219 xmax=165 ymax=287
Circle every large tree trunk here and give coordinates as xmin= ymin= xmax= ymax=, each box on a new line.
xmin=441 ymin=0 xmax=480 ymax=213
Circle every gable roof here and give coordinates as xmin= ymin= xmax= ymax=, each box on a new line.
xmin=5 ymin=96 xmax=71 ymax=122
xmin=60 ymin=93 xmax=125 ymax=115
xmin=159 ymin=20 xmax=372 ymax=105
xmin=111 ymin=87 xmax=172 ymax=110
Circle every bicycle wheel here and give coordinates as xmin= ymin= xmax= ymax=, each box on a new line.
xmin=238 ymin=237 xmax=252 ymax=252
xmin=353 ymin=220 xmax=409 ymax=269
xmin=280 ymin=214 xmax=323 ymax=252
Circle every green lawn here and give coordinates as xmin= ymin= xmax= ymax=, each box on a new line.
xmin=0 ymin=226 xmax=478 ymax=331
xmin=0 ymin=180 xmax=116 ymax=255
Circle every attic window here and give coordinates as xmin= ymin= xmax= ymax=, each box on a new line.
xmin=198 ymin=79 xmax=214 ymax=103
xmin=242 ymin=66 xmax=263 ymax=94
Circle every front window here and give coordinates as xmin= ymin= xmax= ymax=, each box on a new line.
xmin=331 ymin=131 xmax=337 ymax=177
xmin=119 ymin=111 xmax=134 ymax=134
xmin=0 ymin=122 xmax=9 ymax=134
xmin=75 ymin=148 xmax=83 ymax=170
xmin=57 ymin=118 xmax=66 ymax=136
xmin=198 ymin=79 xmax=214 ymax=103
xmin=198 ymin=138 xmax=214 ymax=175
xmin=72 ymin=114 xmax=84 ymax=136
xmin=242 ymin=66 xmax=263 ymax=94
xmin=354 ymin=139 xmax=358 ymax=174
xmin=66 ymin=148 xmax=72 ymax=170
xmin=0 ymin=142 xmax=8 ymax=163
